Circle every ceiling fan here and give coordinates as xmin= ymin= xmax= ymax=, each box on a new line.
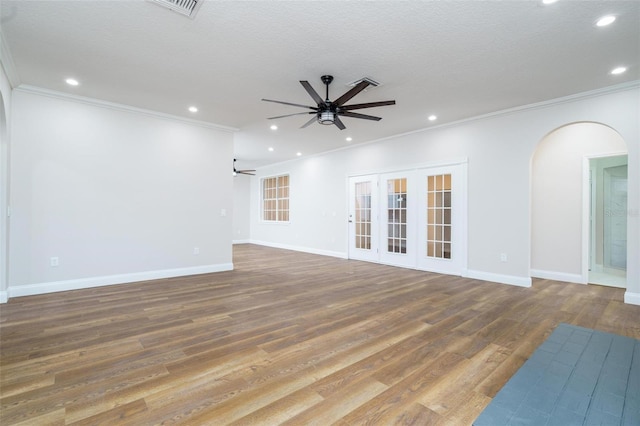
xmin=262 ymin=75 xmax=395 ymax=130
xmin=233 ymin=159 xmax=255 ymax=176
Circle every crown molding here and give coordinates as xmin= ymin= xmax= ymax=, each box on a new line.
xmin=0 ymin=30 xmax=21 ymax=88
xmin=14 ymin=84 xmax=238 ymax=132
xmin=369 ymin=80 xmax=640 ymax=145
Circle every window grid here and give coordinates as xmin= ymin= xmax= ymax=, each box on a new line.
xmin=354 ymin=182 xmax=372 ymax=250
xmin=262 ymin=174 xmax=289 ymax=222
xmin=427 ymin=174 xmax=452 ymax=259
xmin=387 ymin=178 xmax=407 ymax=254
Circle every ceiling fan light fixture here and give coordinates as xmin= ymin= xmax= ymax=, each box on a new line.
xmin=319 ymin=111 xmax=335 ymax=124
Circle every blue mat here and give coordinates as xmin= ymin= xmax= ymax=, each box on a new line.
xmin=474 ymin=323 xmax=640 ymax=426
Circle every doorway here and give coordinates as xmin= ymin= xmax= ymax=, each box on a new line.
xmin=589 ymin=155 xmax=627 ymax=288
xmin=347 ymin=162 xmax=467 ymax=276
xmin=531 ymin=122 xmax=627 ymax=286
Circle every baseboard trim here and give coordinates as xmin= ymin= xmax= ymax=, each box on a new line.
xmin=466 ymin=270 xmax=532 ymax=288
xmin=624 ymin=291 xmax=640 ymax=306
xmin=530 ymin=269 xmax=586 ymax=284
xmin=8 ymin=263 xmax=234 ymax=299
xmin=232 ymin=239 xmax=251 ymax=245
xmin=249 ymin=240 xmax=348 ymax=259
xmin=0 ymin=290 xmax=7 ymax=304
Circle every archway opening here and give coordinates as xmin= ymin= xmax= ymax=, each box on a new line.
xmin=531 ymin=122 xmax=627 ymax=287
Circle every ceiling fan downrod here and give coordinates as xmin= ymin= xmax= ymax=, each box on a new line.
xmin=321 ymin=75 xmax=333 ymax=103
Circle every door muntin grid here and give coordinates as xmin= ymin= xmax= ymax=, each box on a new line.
xmin=263 ymin=175 xmax=289 ymax=222
xmin=427 ymin=174 xmax=452 ymax=259
xmin=387 ymin=178 xmax=407 ymax=254
xmin=354 ymin=181 xmax=372 ymax=250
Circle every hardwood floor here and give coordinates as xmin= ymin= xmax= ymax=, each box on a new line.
xmin=1 ymin=244 xmax=638 ymax=425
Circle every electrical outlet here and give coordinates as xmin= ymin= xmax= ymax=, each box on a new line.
xmin=50 ymin=257 xmax=59 ymax=267
xmin=500 ymin=253 xmax=508 ymax=262
xmin=193 ymin=247 xmax=200 ymax=255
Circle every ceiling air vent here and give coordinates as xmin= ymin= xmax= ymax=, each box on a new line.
xmin=346 ymin=77 xmax=381 ymax=88
xmin=149 ymin=0 xmax=202 ymax=18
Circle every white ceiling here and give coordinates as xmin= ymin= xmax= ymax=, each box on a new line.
xmin=1 ymin=0 xmax=638 ymax=169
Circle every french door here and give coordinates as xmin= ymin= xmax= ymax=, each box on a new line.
xmin=378 ymin=171 xmax=416 ymax=268
xmin=348 ymin=163 xmax=466 ymax=276
xmin=416 ymin=165 xmax=466 ymax=275
xmin=348 ymin=175 xmax=379 ymax=262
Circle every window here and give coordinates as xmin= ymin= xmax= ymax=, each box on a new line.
xmin=354 ymin=181 xmax=372 ymax=249
xmin=262 ymin=174 xmax=289 ymax=222
xmin=426 ymin=174 xmax=451 ymax=259
xmin=387 ymin=178 xmax=407 ymax=254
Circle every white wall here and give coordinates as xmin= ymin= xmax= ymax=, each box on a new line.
xmin=7 ymin=88 xmax=235 ymax=297
xmin=0 ymin=59 xmax=12 ymax=303
xmin=531 ymin=123 xmax=626 ymax=281
xmin=245 ymin=84 xmax=640 ymax=304
xmin=232 ymin=175 xmax=251 ymax=243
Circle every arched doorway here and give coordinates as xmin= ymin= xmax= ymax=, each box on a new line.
xmin=531 ymin=122 xmax=627 ymax=287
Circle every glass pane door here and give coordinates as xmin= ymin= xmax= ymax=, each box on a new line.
xmin=426 ymin=173 xmax=452 ymax=259
xmin=379 ymin=171 xmax=416 ymax=268
xmin=417 ymin=164 xmax=467 ymax=275
xmin=348 ymin=175 xmax=379 ymax=262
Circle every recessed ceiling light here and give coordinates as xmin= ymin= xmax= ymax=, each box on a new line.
xmin=596 ymin=15 xmax=616 ymax=27
xmin=428 ymin=115 xmax=437 ymax=121
xmin=542 ymin=0 xmax=558 ymax=4
xmin=270 ymin=125 xmax=278 ymax=130
xmin=188 ymin=106 xmax=198 ymax=113
xmin=345 ymin=137 xmax=353 ymax=142
xmin=296 ymin=152 xmax=302 ymax=156
xmin=611 ymin=66 xmax=627 ymax=75
xmin=65 ymin=78 xmax=79 ymax=86
xmin=268 ymin=147 xmax=274 ymax=152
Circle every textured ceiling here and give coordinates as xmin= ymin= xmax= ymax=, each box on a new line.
xmin=1 ymin=0 xmax=638 ymax=168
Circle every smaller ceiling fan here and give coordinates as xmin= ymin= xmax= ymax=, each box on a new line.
xmin=262 ymin=75 xmax=395 ymax=130
xmin=233 ymin=159 xmax=255 ymax=176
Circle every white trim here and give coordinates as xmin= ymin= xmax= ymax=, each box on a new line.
xmin=0 ymin=290 xmax=7 ymax=304
xmin=582 ymin=157 xmax=591 ymax=284
xmin=465 ymin=269 xmax=532 ymax=288
xmin=346 ymin=157 xmax=468 ymax=180
xmin=0 ymin=30 xmax=21 ymax=88
xmin=624 ymin=291 xmax=640 ymax=306
xmin=233 ymin=239 xmax=251 ymax=244
xmin=530 ymin=269 xmax=586 ymax=284
xmin=250 ymin=239 xmax=348 ymax=259
xmin=13 ymin=85 xmax=238 ymax=132
xmin=8 ymin=263 xmax=233 ymax=299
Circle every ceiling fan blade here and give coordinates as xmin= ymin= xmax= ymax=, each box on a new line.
xmin=333 ymin=116 xmax=346 ymax=130
xmin=262 ymin=98 xmax=317 ymax=110
xmin=300 ymin=81 xmax=325 ymax=106
xmin=333 ymin=80 xmax=370 ymax=106
xmin=238 ymin=171 xmax=256 ymax=176
xmin=341 ymin=100 xmax=396 ymax=111
xmin=300 ymin=115 xmax=317 ymax=128
xmin=267 ymin=111 xmax=316 ymax=120
xmin=339 ymin=111 xmax=382 ymax=121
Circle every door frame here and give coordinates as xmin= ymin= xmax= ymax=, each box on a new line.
xmin=347 ymin=159 xmax=468 ymax=276
xmin=582 ymin=152 xmax=627 ymax=286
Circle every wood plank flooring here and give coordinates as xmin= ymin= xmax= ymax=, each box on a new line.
xmin=1 ymin=244 xmax=638 ymax=425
